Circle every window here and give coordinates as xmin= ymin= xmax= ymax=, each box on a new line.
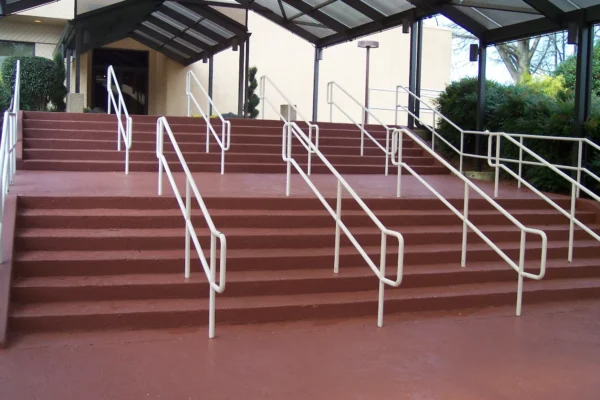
xmin=0 ymin=41 xmax=35 ymax=67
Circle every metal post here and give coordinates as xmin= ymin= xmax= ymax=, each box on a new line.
xmin=572 ymin=23 xmax=593 ymax=175
xmin=65 ymin=49 xmax=71 ymax=93
xmin=364 ymin=46 xmax=370 ymax=125
xmin=244 ymin=37 xmax=250 ymax=117
xmin=568 ymin=182 xmax=576 ymax=262
xmin=75 ymin=25 xmax=82 ymax=94
xmin=377 ymin=232 xmax=387 ymax=328
xmin=237 ymin=36 xmax=245 ymax=117
xmin=208 ymin=55 xmax=214 ymax=116
xmin=185 ymin=178 xmax=191 ymax=279
xmin=312 ymin=47 xmax=321 ymax=122
xmin=415 ymin=20 xmax=423 ymax=122
xmin=518 ymin=136 xmax=524 ymax=188
xmin=209 ymin=234 xmax=217 ymax=339
xmin=334 ymin=180 xmax=342 ymax=274
xmin=408 ymin=22 xmax=418 ymax=129
xmin=461 ymin=181 xmax=469 ymax=268
xmin=516 ymin=231 xmax=526 ymax=316
xmin=396 ymin=130 xmax=403 ymax=197
xmin=475 ymin=40 xmax=487 ymax=171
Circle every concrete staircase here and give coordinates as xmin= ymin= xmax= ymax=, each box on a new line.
xmin=7 ymin=111 xmax=600 ymax=337
xmin=10 ymin=195 xmax=600 ymax=333
xmin=20 ymin=111 xmax=448 ymax=175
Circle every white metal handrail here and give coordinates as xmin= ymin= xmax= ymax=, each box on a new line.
xmin=369 ymin=87 xmax=441 ymax=119
xmin=259 ymin=75 xmax=319 ymax=175
xmin=326 ymin=81 xmax=395 ymax=175
xmin=106 ymin=65 xmax=132 ymax=175
xmin=486 ymin=132 xmax=600 ymax=263
xmin=391 ymin=128 xmax=548 ymax=316
xmin=186 ymin=70 xmax=231 ymax=175
xmin=0 ymin=60 xmax=20 ymax=263
xmin=156 ymin=117 xmax=227 ymax=339
xmin=462 ymin=130 xmax=600 ymax=199
xmin=283 ymin=121 xmax=404 ymax=328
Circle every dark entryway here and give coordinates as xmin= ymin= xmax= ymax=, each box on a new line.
xmin=91 ymin=48 xmax=149 ymax=115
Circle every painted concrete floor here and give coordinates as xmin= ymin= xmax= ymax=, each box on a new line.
xmin=1 ymin=301 xmax=599 ymax=400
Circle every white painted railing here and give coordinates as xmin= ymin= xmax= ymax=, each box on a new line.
xmin=186 ymin=70 xmax=231 ymax=175
xmin=369 ymin=86 xmax=442 ymax=125
xmin=327 ymin=81 xmax=394 ymax=175
xmin=0 ymin=60 xmax=20 ymax=263
xmin=391 ymin=128 xmax=548 ymax=316
xmin=283 ymin=121 xmax=404 ymax=327
xmin=156 ymin=117 xmax=227 ymax=339
xmin=259 ymin=75 xmax=319 ymax=175
xmin=485 ymin=132 xmax=600 ymax=263
xmin=106 ymin=65 xmax=132 ymax=175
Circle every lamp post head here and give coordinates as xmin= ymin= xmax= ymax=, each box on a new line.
xmin=357 ymin=40 xmax=379 ymax=49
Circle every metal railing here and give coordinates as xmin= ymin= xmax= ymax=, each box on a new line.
xmin=391 ymin=128 xmax=548 ymax=316
xmin=106 ymin=65 xmax=132 ymax=174
xmin=186 ymin=70 xmax=231 ymax=175
xmin=369 ymin=86 xmax=442 ymax=125
xmin=259 ymin=75 xmax=319 ymax=175
xmin=282 ymin=121 xmax=404 ymax=327
xmin=0 ymin=60 xmax=20 ymax=263
xmin=156 ymin=117 xmax=227 ymax=339
xmin=327 ymin=81 xmax=394 ymax=175
xmin=486 ymin=132 xmax=600 ymax=263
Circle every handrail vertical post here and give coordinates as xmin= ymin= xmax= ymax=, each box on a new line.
xmin=286 ymin=125 xmax=292 ymax=196
xmin=117 ymin=98 xmax=122 ymax=152
xmin=459 ymin=130 xmax=464 ymax=174
xmin=334 ymin=180 xmax=342 ymax=274
xmin=384 ymin=129 xmax=389 ymax=176
xmin=185 ymin=177 xmax=191 ymax=279
xmin=209 ymin=234 xmax=217 ymax=339
xmin=518 ymin=136 xmax=524 ymax=188
xmin=516 ymin=231 xmax=526 ymax=316
xmin=327 ymin=82 xmax=333 ymax=123
xmin=494 ymin=135 xmax=501 ymax=198
xmin=260 ymin=76 xmax=265 ymax=119
xmin=307 ymin=125 xmax=313 ymax=176
xmin=157 ymin=120 xmax=164 ymax=195
xmin=568 ymin=182 xmax=576 ymax=262
xmin=461 ymin=181 xmax=469 ymax=267
xmin=576 ymin=141 xmax=583 ymax=198
xmin=397 ymin=130 xmax=403 ymax=198
xmin=186 ymin=72 xmax=191 ymax=117
xmin=394 ymin=86 xmax=399 ymax=126
xmin=377 ymin=232 xmax=387 ymax=328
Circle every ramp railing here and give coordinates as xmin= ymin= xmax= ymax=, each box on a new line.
xmin=156 ymin=117 xmax=227 ymax=339
xmin=391 ymin=128 xmax=548 ymax=316
xmin=107 ymin=65 xmax=132 ymax=174
xmin=327 ymin=81 xmax=394 ymax=175
xmin=259 ymin=75 xmax=319 ymax=174
xmin=0 ymin=59 xmax=20 ymax=263
xmin=283 ymin=121 xmax=404 ymax=328
xmin=186 ymin=70 xmax=231 ymax=174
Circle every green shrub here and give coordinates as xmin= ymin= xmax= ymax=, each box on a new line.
xmin=247 ymin=66 xmax=259 ymax=119
xmin=553 ymin=44 xmax=600 ymax=96
xmin=1 ymin=55 xmax=67 ymax=111
xmin=0 ymin=84 xmax=11 ymax=112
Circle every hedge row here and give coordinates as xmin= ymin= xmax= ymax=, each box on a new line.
xmin=434 ymin=77 xmax=600 ymax=195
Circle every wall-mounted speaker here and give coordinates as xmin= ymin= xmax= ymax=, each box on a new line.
xmin=469 ymin=43 xmax=479 ymax=62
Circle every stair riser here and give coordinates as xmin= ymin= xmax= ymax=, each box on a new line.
xmin=11 ymin=286 xmax=600 ymax=333
xmin=14 ymin=244 xmax=596 ymax=279
xmin=14 ymin=264 xmax=600 ymax=304
xmin=24 ymin=149 xmax=433 ymax=166
xmin=17 ymin=211 xmax=595 ymax=230
xmin=21 ymin=161 xmax=448 ymax=175
xmin=24 ymin=140 xmax=421 ymax=156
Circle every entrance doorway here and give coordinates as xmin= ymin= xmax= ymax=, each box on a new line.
xmin=91 ymin=48 xmax=149 ymax=115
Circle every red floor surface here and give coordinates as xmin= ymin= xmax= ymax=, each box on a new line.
xmin=1 ymin=301 xmax=599 ymax=400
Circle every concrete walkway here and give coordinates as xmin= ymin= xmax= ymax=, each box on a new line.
xmin=1 ymin=301 xmax=599 ymax=400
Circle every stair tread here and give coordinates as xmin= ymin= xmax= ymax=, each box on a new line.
xmin=14 ymin=239 xmax=600 ymax=262
xmin=11 ymin=277 xmax=600 ymax=317
xmin=13 ymin=257 xmax=600 ymax=288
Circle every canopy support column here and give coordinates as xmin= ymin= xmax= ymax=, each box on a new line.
xmin=475 ymin=39 xmax=487 ymax=170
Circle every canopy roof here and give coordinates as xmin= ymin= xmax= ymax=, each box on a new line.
xmin=238 ymin=0 xmax=600 ymax=47
xmin=60 ymin=0 xmax=248 ymax=65
xmin=0 ymin=0 xmax=57 ymax=17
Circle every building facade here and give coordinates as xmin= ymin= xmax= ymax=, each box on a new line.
xmin=0 ymin=0 xmax=452 ymax=124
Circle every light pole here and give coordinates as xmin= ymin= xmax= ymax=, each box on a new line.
xmin=358 ymin=40 xmax=378 ymax=125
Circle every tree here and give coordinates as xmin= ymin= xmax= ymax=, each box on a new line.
xmin=553 ymin=44 xmax=600 ymax=96
xmin=246 ymin=66 xmax=259 ymax=119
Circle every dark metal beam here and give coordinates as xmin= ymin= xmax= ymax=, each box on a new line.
xmin=475 ymin=39 xmax=486 ymax=170
xmin=208 ymin=54 xmax=214 ymax=115
xmin=415 ymin=20 xmax=423 ymax=122
xmin=136 ymin=24 xmax=194 ymax=58
xmin=130 ymin=32 xmax=188 ymax=64
xmin=281 ymin=0 xmax=347 ymax=33
xmin=573 ymin=24 xmax=593 ymax=139
xmin=408 ymin=21 xmax=419 ymax=129
xmin=75 ymin=24 xmax=81 ymax=94
xmin=318 ymin=7 xmax=434 ymax=48
xmin=238 ymin=36 xmax=245 ymax=117
xmin=234 ymin=0 xmax=320 ymax=44
xmin=340 ymin=0 xmax=385 ymax=22
xmin=65 ymin=48 xmax=71 ymax=93
xmin=146 ymin=15 xmax=211 ymax=51
xmin=312 ymin=47 xmax=321 ymax=122
xmin=4 ymin=0 xmax=54 ymax=14
xmin=179 ymin=1 xmax=248 ymax=37
xmin=159 ymin=6 xmax=228 ymax=43
xmin=244 ymin=34 xmax=250 ymax=117
xmin=450 ymin=0 xmax=539 ymax=15
xmin=408 ymin=0 xmax=486 ymax=38
xmin=521 ymin=0 xmax=563 ymax=21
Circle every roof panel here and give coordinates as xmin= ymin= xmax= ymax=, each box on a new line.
xmin=132 ymin=29 xmax=165 ymax=46
xmin=198 ymin=18 xmax=234 ymax=38
xmin=365 ymin=0 xmax=415 ymax=17
xmin=187 ymin=28 xmax=219 ymax=45
xmin=163 ymin=43 xmax=191 ymax=59
xmin=141 ymin=21 xmax=176 ymax=39
xmin=152 ymin=11 xmax=188 ymax=31
xmin=320 ymin=2 xmax=372 ymax=28
xmin=298 ymin=23 xmax=337 ymax=38
xmin=164 ymin=1 xmax=202 ymax=22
